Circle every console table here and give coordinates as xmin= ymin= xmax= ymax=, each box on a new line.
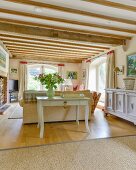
xmin=36 ymin=96 xmax=90 ymax=138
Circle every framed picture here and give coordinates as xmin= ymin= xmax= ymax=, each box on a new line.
xmin=66 ymin=71 xmax=77 ymax=79
xmin=10 ymin=68 xmax=18 ymax=74
xmin=82 ymin=69 xmax=86 ymax=79
xmin=127 ymin=53 xmax=136 ymax=77
xmin=0 ymin=46 xmax=9 ymax=76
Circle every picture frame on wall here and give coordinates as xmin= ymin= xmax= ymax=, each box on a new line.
xmin=127 ymin=53 xmax=136 ymax=77
xmin=10 ymin=68 xmax=18 ymax=74
xmin=66 ymin=71 xmax=77 ymax=79
xmin=0 ymin=46 xmax=9 ymax=76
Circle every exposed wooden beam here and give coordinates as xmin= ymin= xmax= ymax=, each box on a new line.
xmin=0 ymin=18 xmax=131 ymax=40
xmin=2 ymin=39 xmax=102 ymax=52
xmin=5 ymin=0 xmax=136 ymax=25
xmin=9 ymin=49 xmax=91 ymax=58
xmin=83 ymin=0 xmax=136 ymax=12
xmin=12 ymin=52 xmax=86 ymax=58
xmin=5 ymin=43 xmax=99 ymax=55
xmin=0 ymin=23 xmax=125 ymax=45
xmin=0 ymin=34 xmax=110 ymax=49
xmin=12 ymin=53 xmax=85 ymax=60
xmin=0 ymin=36 xmax=104 ymax=52
xmin=12 ymin=55 xmax=82 ymax=63
xmin=12 ymin=52 xmax=87 ymax=60
xmin=7 ymin=46 xmax=95 ymax=56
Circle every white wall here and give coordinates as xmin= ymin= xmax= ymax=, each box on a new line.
xmin=9 ymin=59 xmax=82 ymax=86
xmin=115 ymin=35 xmax=136 ymax=88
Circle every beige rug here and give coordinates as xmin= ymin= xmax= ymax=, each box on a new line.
xmin=0 ymin=136 xmax=136 ymax=170
xmin=8 ymin=104 xmax=23 ymax=119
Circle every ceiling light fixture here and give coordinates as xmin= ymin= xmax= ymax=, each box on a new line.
xmin=34 ymin=7 xmax=43 ymax=13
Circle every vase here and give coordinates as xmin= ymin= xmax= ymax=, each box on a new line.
xmin=46 ymin=87 xmax=55 ymax=98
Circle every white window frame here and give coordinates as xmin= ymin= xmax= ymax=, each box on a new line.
xmin=88 ymin=56 xmax=106 ymax=102
xmin=27 ymin=64 xmax=58 ymax=90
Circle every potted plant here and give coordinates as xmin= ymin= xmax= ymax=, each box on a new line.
xmin=34 ymin=73 xmax=64 ymax=98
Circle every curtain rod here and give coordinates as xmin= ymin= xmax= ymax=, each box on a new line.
xmin=87 ymin=50 xmax=113 ymax=62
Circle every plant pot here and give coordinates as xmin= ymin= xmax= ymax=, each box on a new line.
xmin=46 ymin=88 xmax=55 ymax=98
xmin=123 ymin=78 xmax=135 ymax=90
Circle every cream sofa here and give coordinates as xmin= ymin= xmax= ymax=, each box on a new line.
xmin=20 ymin=90 xmax=94 ymax=124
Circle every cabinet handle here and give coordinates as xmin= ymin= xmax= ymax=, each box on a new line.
xmin=131 ymin=103 xmax=134 ymax=110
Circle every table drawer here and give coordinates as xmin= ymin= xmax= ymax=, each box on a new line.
xmin=40 ymin=100 xmax=88 ymax=106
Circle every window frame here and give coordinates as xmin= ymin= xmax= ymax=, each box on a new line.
xmin=26 ymin=64 xmax=58 ymax=91
xmin=88 ymin=56 xmax=107 ymax=102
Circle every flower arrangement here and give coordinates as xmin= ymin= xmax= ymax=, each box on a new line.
xmin=34 ymin=73 xmax=64 ymax=90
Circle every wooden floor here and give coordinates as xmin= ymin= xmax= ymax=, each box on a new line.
xmin=0 ymin=103 xmax=136 ymax=149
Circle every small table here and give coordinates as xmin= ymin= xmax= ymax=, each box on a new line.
xmin=36 ymin=96 xmax=90 ymax=138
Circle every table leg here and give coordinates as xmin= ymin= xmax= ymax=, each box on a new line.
xmin=40 ymin=106 xmax=44 ymax=138
xmin=85 ymin=104 xmax=91 ymax=133
xmin=37 ymin=101 xmax=41 ymax=128
xmin=76 ymin=105 xmax=79 ymax=125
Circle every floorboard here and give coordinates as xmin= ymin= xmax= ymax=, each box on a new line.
xmin=0 ymin=103 xmax=136 ymax=149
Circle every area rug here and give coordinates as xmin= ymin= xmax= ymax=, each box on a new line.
xmin=8 ymin=104 xmax=23 ymax=119
xmin=0 ymin=105 xmax=10 ymax=115
xmin=0 ymin=136 xmax=136 ymax=170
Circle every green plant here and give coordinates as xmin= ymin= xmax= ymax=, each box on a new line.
xmin=34 ymin=73 xmax=64 ymax=89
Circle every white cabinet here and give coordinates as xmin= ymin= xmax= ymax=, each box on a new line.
xmin=114 ymin=92 xmax=125 ymax=114
xmin=106 ymin=91 xmax=114 ymax=111
xmin=126 ymin=93 xmax=136 ymax=118
xmin=105 ymin=89 xmax=136 ymax=125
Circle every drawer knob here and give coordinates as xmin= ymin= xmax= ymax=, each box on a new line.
xmin=64 ymin=101 xmax=67 ymax=108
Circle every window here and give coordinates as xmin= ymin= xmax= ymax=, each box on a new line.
xmin=27 ymin=64 xmax=58 ymax=90
xmin=88 ymin=56 xmax=106 ymax=102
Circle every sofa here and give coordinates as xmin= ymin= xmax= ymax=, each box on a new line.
xmin=20 ymin=90 xmax=100 ymax=124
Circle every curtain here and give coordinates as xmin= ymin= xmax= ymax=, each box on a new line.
xmin=85 ymin=60 xmax=91 ymax=90
xmin=58 ymin=64 xmax=65 ymax=91
xmin=106 ymin=50 xmax=115 ymax=88
xmin=18 ymin=61 xmax=27 ymax=100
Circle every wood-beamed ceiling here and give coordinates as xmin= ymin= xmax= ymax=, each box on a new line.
xmin=83 ymin=0 xmax=136 ymax=12
xmin=5 ymin=0 xmax=136 ymax=25
xmin=0 ymin=34 xmax=111 ymax=50
xmin=0 ymin=0 xmax=135 ymax=63
xmin=2 ymin=40 xmax=103 ymax=53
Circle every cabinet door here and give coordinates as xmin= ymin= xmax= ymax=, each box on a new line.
xmin=126 ymin=93 xmax=136 ymax=117
xmin=114 ymin=92 xmax=125 ymax=114
xmin=106 ymin=91 xmax=114 ymax=111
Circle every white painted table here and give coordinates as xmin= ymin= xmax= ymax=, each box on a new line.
xmin=36 ymin=96 xmax=91 ymax=138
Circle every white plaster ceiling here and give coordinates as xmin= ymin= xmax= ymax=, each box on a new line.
xmin=0 ymin=0 xmax=136 ymax=36
xmin=0 ymin=0 xmax=136 ymax=62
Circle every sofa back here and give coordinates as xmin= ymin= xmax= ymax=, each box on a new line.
xmin=23 ymin=90 xmax=92 ymax=103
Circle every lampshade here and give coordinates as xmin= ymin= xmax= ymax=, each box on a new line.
xmin=114 ymin=67 xmax=120 ymax=72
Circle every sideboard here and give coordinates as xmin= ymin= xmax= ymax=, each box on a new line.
xmin=105 ymin=88 xmax=136 ymax=125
